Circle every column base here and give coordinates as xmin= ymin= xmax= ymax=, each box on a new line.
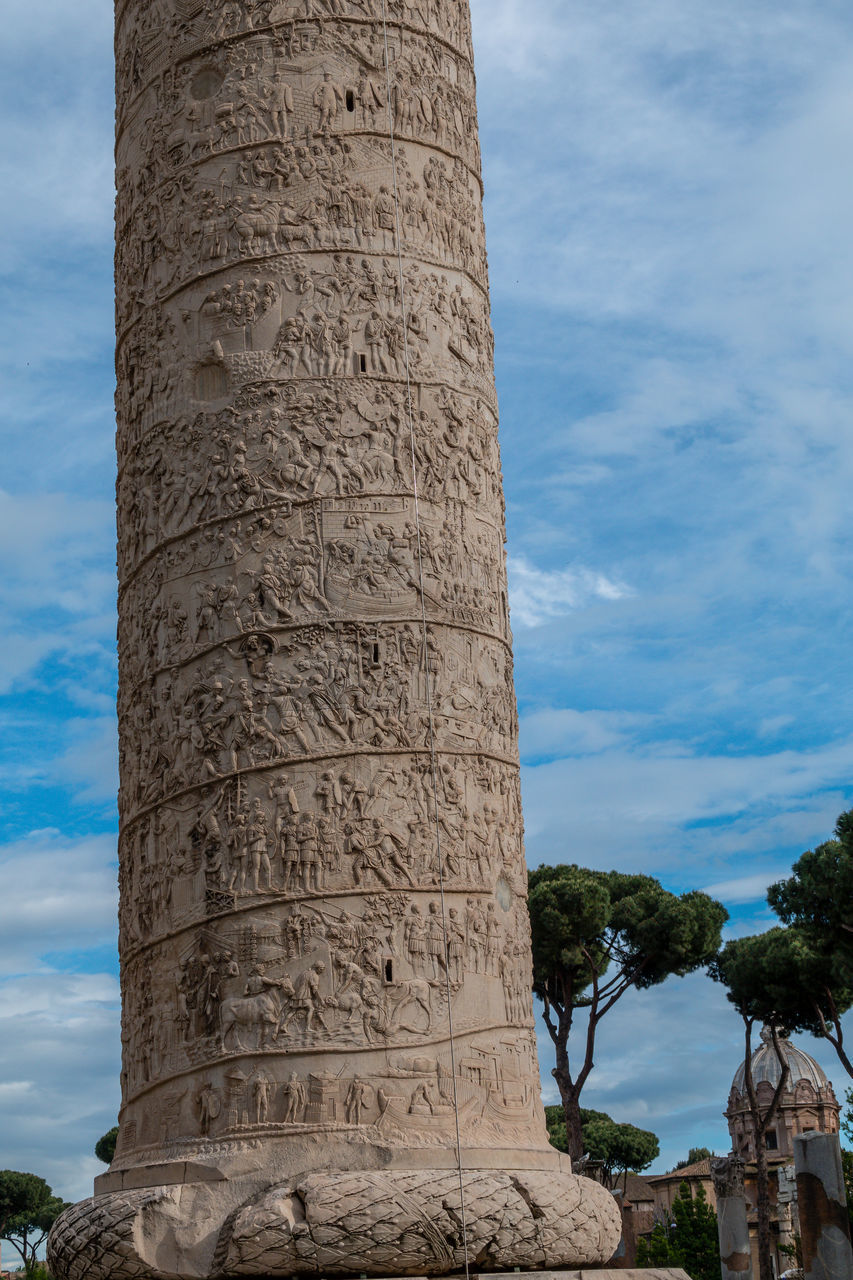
xmin=48 ymin=1169 xmax=621 ymax=1280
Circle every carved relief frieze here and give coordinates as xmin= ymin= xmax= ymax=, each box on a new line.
xmin=116 ymin=139 xmax=487 ymax=323
xmin=46 ymin=0 xmax=627 ymax=1272
xmin=118 ymin=881 xmax=535 ymax=1106
xmin=114 ymin=1 xmax=475 ymax=127
xmin=115 ymin=618 xmax=518 ymax=821
xmin=117 ymin=381 xmax=502 ymax=564
xmin=118 ymin=746 xmax=527 ymax=952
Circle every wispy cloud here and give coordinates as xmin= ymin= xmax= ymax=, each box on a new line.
xmin=0 ymin=1081 xmax=34 ymax=1098
xmin=703 ymin=871 xmax=790 ymax=906
xmin=508 ymin=555 xmax=634 ymax=628
xmin=0 ymin=832 xmax=117 ymax=976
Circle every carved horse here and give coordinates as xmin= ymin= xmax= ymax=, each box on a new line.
xmin=219 ymin=989 xmax=280 ymax=1051
xmin=232 ymin=205 xmax=278 ymax=257
xmin=387 ymin=979 xmax=433 ymax=1033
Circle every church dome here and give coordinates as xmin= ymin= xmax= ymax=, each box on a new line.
xmin=731 ymin=1027 xmax=829 ymax=1095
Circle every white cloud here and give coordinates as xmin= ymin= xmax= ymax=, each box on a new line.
xmin=51 ymin=717 xmax=119 ymax=805
xmin=0 ymin=490 xmax=114 ymax=608
xmin=522 ymin=739 xmax=853 ymax=879
xmin=0 ymin=0 xmax=113 ymax=263
xmin=0 ymin=975 xmax=121 ymax=1202
xmin=520 ymin=707 xmax=647 ymax=759
xmin=0 ymin=973 xmax=119 ymax=1020
xmin=0 ymin=1081 xmax=34 ymax=1098
xmin=703 ymin=871 xmax=790 ymax=906
xmin=0 ymin=832 xmax=117 ymax=976
xmin=508 ymin=555 xmax=634 ymax=629
xmin=0 ymin=491 xmax=115 ymax=698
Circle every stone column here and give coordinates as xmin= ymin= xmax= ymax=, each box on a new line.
xmin=47 ymin=1 xmax=620 ymax=1278
xmin=795 ymin=1132 xmax=853 ymax=1280
xmin=711 ymin=1156 xmax=754 ymax=1280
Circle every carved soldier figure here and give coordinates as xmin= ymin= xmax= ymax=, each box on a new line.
xmin=404 ymin=902 xmax=426 ymax=975
xmin=227 ymin=808 xmax=250 ymax=893
xmin=281 ymin=1071 xmax=306 ymax=1123
xmin=270 ymin=73 xmax=294 ymax=138
xmin=196 ymin=1081 xmax=220 ymax=1136
xmin=283 ymin=959 xmax=330 ymax=1035
xmin=253 ymin=1074 xmax=272 ymax=1124
xmin=345 ymin=1077 xmax=370 ymax=1125
xmin=445 ymin=907 xmax=465 ymax=986
xmin=314 ymin=72 xmax=344 ymax=135
xmin=424 ymin=901 xmax=447 ymax=979
xmin=297 ymin=810 xmax=321 ymax=891
xmin=281 ymin=811 xmax=301 ymax=891
xmin=246 ymin=797 xmax=272 ymax=893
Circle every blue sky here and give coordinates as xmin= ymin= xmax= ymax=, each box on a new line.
xmin=2 ymin=0 xmax=853 ymax=1201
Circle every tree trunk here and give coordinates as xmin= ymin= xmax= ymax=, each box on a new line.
xmin=742 ymin=1020 xmax=790 ymax=1280
xmin=754 ymin=1137 xmax=773 ymax=1280
xmin=552 ymin=1038 xmax=584 ymax=1162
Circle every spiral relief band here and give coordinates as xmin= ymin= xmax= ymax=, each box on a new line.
xmin=47 ymin=1 xmax=622 ymax=1276
xmin=379 ymin=4 xmax=472 ymax=1270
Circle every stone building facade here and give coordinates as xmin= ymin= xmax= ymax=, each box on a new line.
xmin=725 ymin=1028 xmax=841 ymax=1278
xmin=618 ymin=1033 xmax=841 ymax=1276
xmin=726 ymin=1028 xmax=841 ymax=1163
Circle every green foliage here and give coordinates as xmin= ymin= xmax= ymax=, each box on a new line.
xmin=709 ymin=928 xmax=830 ymax=1027
xmin=637 ymin=1222 xmax=679 ymax=1270
xmin=0 ymin=1172 xmax=46 ymax=1235
xmin=528 ymin=866 xmax=611 ymax=1004
xmin=583 ymin=1119 xmax=659 ymax=1187
xmin=544 ymin=1104 xmax=610 ymax=1153
xmin=637 ymin=1181 xmax=721 ymax=1280
xmin=708 ymin=947 xmax=790 ymax=1280
xmin=778 ymin=1234 xmax=803 ymax=1269
xmin=543 ymin=1104 xmax=659 ymax=1187
xmin=671 ymin=1183 xmax=722 ymax=1280
xmin=0 ymin=1171 xmax=68 ymax=1276
xmin=95 ymin=1127 xmax=119 ymax=1165
xmin=529 ymin=864 xmax=727 ymax=1157
xmin=545 ymin=1103 xmax=569 ymax=1153
xmin=833 ymin=1098 xmax=853 ymax=1243
xmin=768 ymin=816 xmax=853 ymax=973
xmin=761 ymin=817 xmax=853 ymax=1077
xmin=529 ymin=865 xmax=729 ymax=1005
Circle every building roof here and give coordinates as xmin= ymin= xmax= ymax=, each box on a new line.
xmin=623 ymin=1173 xmax=658 ymax=1203
xmin=646 ymin=1158 xmax=713 ymax=1184
xmin=731 ymin=1027 xmax=830 ymax=1095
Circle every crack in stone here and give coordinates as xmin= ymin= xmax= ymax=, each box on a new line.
xmin=509 ymin=1176 xmax=546 ymax=1220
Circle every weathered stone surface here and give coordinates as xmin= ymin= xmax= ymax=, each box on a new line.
xmin=47 ymin=0 xmax=622 ymax=1275
xmin=224 ymin=1170 xmax=619 ymax=1274
xmin=711 ymin=1156 xmax=753 ymax=1280
xmin=49 ymin=1171 xmax=621 ymax=1279
xmin=795 ymin=1132 xmax=853 ymax=1280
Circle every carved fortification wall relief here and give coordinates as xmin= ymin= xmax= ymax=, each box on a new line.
xmin=48 ymin=2 xmax=621 ymax=1277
